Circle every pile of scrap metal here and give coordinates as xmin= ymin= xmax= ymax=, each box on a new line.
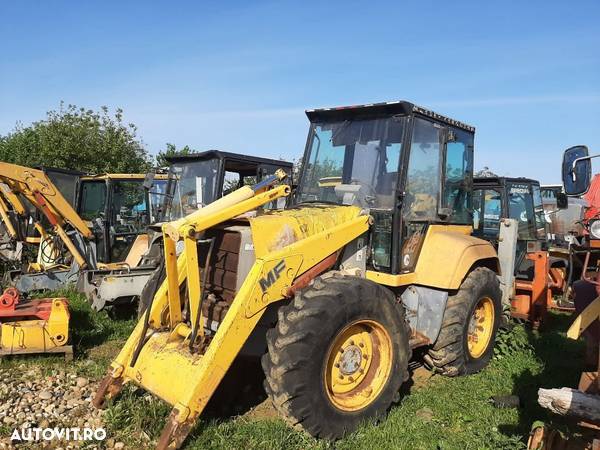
xmin=527 ymin=146 xmax=600 ymax=450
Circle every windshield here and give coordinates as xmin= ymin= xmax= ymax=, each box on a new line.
xmin=472 ymin=188 xmax=502 ymax=240
xmin=507 ymin=182 xmax=538 ymax=240
xmin=298 ymin=117 xmax=405 ymax=209
xmin=165 ymin=158 xmax=221 ymax=219
xmin=111 ymin=180 xmax=149 ymax=234
xmin=79 ymin=181 xmax=107 ymax=220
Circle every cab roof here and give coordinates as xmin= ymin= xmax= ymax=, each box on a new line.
xmin=165 ymin=150 xmax=293 ymax=171
xmin=474 ymin=176 xmax=540 ymax=186
xmin=305 ymin=100 xmax=475 ymax=133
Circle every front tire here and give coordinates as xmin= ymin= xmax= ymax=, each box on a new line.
xmin=262 ymin=273 xmax=410 ymax=440
xmin=425 ymin=267 xmax=501 ymax=376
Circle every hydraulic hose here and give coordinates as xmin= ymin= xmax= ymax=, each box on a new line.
xmin=189 ymin=237 xmax=215 ymax=352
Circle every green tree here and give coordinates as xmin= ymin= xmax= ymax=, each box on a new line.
xmin=0 ymin=103 xmax=152 ymax=173
xmin=156 ymin=143 xmax=194 ymax=167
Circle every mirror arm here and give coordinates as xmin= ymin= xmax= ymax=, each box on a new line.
xmin=572 ymin=153 xmax=600 ymax=181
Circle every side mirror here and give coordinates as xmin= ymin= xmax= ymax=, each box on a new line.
xmin=556 ymin=192 xmax=568 ymax=209
xmin=562 ymin=145 xmax=590 ymax=196
xmin=143 ymin=172 xmax=156 ymax=190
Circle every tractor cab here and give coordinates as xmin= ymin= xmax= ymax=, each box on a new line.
xmin=76 ymin=174 xmax=171 ymax=264
xmin=473 ymin=177 xmax=547 ymax=245
xmin=472 ymin=177 xmax=547 ymax=259
xmin=296 ymin=101 xmax=475 ymax=272
xmin=161 ymin=150 xmax=293 ymax=221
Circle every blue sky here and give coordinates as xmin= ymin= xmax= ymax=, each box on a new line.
xmin=1 ymin=0 xmax=598 ymax=183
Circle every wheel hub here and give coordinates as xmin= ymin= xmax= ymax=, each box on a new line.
xmin=338 ymin=345 xmax=362 ymax=375
xmin=467 ymin=296 xmax=495 ymax=359
xmin=325 ymin=320 xmax=393 ymax=412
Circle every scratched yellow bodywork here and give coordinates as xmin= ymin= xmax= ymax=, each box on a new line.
xmin=0 ymin=298 xmax=70 ymax=352
xmin=366 ymin=224 xmax=498 ymax=290
xmin=248 ymin=205 xmax=362 ymax=257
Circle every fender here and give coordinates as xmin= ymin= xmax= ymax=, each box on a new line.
xmin=367 ymin=225 xmax=499 ymax=290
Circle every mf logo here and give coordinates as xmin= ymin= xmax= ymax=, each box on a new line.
xmin=259 ymin=260 xmax=286 ymax=293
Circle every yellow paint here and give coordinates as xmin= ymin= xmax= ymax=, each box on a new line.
xmin=317 ymin=176 xmax=342 ymax=187
xmin=324 ymin=319 xmax=392 ymax=412
xmin=567 ymin=295 xmax=600 ymax=340
xmin=467 ymin=296 xmax=494 ymax=358
xmin=367 ymin=224 xmax=497 ymax=290
xmin=109 ymin=216 xmax=368 ymax=422
xmin=249 ymin=205 xmax=362 ymax=258
xmin=0 ymin=298 xmax=69 ymax=352
xmin=98 ymin=175 xmax=500 ymax=443
xmin=0 ymin=193 xmax=17 ymax=238
xmin=184 ymin=228 xmax=202 ymax=336
xmin=0 ymin=162 xmax=92 ymax=238
xmin=0 ymin=184 xmax=26 ymax=215
xmin=163 ymin=234 xmax=182 ymax=327
xmin=165 ymin=184 xmax=289 ymax=242
xmin=124 ymin=234 xmax=150 ymax=267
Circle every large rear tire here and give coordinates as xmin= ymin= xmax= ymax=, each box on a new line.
xmin=262 ymin=272 xmax=410 ymax=440
xmin=425 ymin=267 xmax=501 ymax=376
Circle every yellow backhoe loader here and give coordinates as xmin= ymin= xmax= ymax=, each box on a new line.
xmin=94 ymin=101 xmax=502 ymax=449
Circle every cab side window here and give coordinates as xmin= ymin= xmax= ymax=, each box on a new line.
xmin=443 ymin=129 xmax=473 ymax=224
xmin=404 ymin=118 xmax=441 ymax=220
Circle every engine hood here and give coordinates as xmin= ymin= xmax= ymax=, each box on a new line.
xmin=248 ymin=205 xmax=363 ymax=258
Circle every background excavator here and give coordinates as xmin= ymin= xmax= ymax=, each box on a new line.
xmin=94 ymin=101 xmax=504 ymax=449
xmin=0 ymin=163 xmax=89 ymax=357
xmin=1 ymin=169 xmax=170 ymax=294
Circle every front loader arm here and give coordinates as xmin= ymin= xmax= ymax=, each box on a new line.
xmin=99 ymin=215 xmax=370 ymax=449
xmin=94 ymin=168 xmax=371 ymax=449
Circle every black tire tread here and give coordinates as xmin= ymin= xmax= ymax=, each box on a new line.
xmin=425 ymin=267 xmax=501 ymax=377
xmin=262 ymin=272 xmax=411 ymax=439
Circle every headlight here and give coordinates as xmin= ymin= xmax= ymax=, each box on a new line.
xmin=589 ymin=219 xmax=600 ymax=240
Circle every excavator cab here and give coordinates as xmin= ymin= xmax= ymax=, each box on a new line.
xmin=163 ymin=150 xmax=292 ymax=219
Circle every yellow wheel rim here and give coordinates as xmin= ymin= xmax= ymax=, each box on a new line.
xmin=324 ymin=320 xmax=393 ymax=412
xmin=467 ymin=296 xmax=495 ymax=359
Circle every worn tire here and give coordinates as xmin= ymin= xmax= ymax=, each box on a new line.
xmin=425 ymin=267 xmax=501 ymax=376
xmin=262 ymin=272 xmax=410 ymax=440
